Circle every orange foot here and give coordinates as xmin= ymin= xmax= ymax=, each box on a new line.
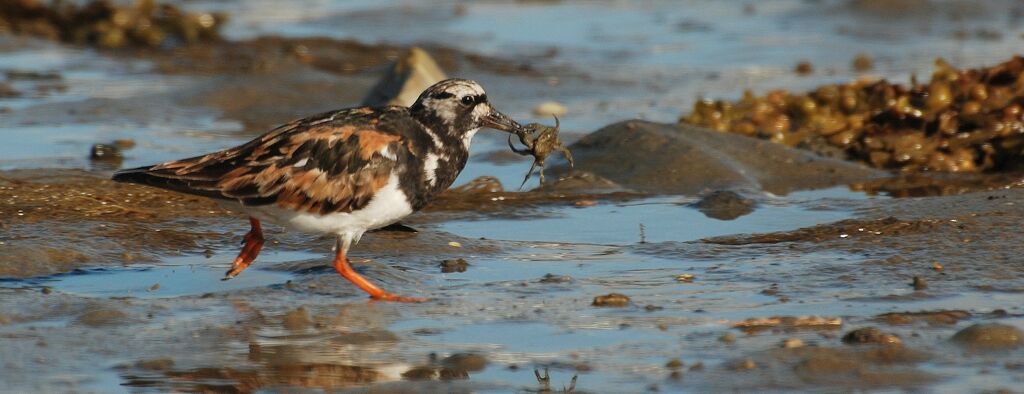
xmin=333 ymin=249 xmax=427 ymax=303
xmin=222 ymin=217 xmax=264 ymax=280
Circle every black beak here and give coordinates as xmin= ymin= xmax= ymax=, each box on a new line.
xmin=481 ymin=107 xmax=523 ymax=133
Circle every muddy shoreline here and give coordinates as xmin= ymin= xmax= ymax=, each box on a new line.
xmin=3 ymin=1 xmax=1024 ymax=392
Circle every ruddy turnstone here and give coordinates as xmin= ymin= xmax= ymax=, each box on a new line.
xmin=113 ymin=79 xmax=523 ymax=302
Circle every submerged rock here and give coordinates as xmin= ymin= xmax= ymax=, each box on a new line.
xmin=362 ymin=47 xmax=447 ymax=107
xmin=842 ymin=327 xmax=902 ymax=346
xmin=951 ymin=323 xmax=1023 ymax=349
xmin=439 ymin=258 xmax=469 ymax=273
xmin=688 ymin=190 xmax=756 ymax=220
xmin=554 ymin=120 xmax=882 ymax=195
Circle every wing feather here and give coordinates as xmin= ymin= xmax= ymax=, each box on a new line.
xmin=113 ymin=108 xmax=409 ymax=215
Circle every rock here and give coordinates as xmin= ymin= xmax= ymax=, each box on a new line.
xmin=442 ymin=353 xmax=487 ymax=372
xmin=592 ymin=293 xmax=631 ymax=307
xmin=852 ymin=53 xmax=874 ymax=72
xmin=951 ymin=323 xmax=1023 ymax=349
xmin=282 ymin=307 xmax=312 ymax=331
xmin=539 ymin=273 xmax=572 ymax=283
xmin=876 ymin=310 xmax=970 ymax=325
xmin=552 ymin=121 xmax=883 ymax=195
xmin=533 ymin=101 xmax=568 ymax=117
xmin=439 ymin=258 xmax=469 ymax=273
xmin=782 ymin=338 xmax=805 ymax=348
xmin=89 ymin=143 xmax=123 ymax=161
xmin=795 ymin=61 xmax=814 ymax=75
xmin=75 ymin=308 xmax=127 ymax=327
xmin=719 ymin=332 xmax=736 ymax=343
xmin=361 ymin=47 xmax=447 ymax=107
xmin=688 ymin=190 xmax=756 ymax=220
xmin=911 ymin=276 xmax=928 ymax=290
xmin=842 ymin=327 xmax=902 ymax=345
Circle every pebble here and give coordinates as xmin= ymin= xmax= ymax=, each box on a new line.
xmin=794 ymin=61 xmax=814 ymax=75
xmin=89 ymin=143 xmax=123 ymax=161
xmin=439 ymin=258 xmax=469 ymax=273
xmin=533 ymin=101 xmax=568 ymax=117
xmin=592 ymin=293 xmax=631 ymax=307
xmin=852 ymin=53 xmax=874 ymax=71
xmin=842 ymin=327 xmax=902 ymax=345
xmin=782 ymin=338 xmax=805 ymax=348
xmin=911 ymin=276 xmax=928 ymax=290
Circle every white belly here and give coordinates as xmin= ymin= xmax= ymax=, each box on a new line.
xmin=229 ymin=173 xmax=414 ymax=246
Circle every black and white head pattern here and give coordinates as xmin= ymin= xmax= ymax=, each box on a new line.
xmin=410 ymin=79 xmax=493 ymax=149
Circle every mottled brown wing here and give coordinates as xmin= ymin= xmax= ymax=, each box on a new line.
xmin=114 ymin=108 xmax=407 ymax=215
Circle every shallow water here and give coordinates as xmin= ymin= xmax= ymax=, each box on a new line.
xmin=3 ymin=1 xmax=1024 ymax=393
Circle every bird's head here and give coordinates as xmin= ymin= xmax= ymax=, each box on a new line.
xmin=410 ymin=79 xmax=522 ymax=146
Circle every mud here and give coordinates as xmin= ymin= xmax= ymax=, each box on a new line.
xmin=4 ymin=1 xmax=1024 ymax=392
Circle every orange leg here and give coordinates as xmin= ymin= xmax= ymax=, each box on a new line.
xmin=333 ymin=246 xmax=425 ymax=302
xmin=223 ymin=217 xmax=264 ymax=280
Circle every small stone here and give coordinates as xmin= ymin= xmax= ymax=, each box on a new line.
xmin=147 ymin=283 xmax=160 ymax=292
xmin=89 ymin=143 xmax=123 ymax=161
xmin=533 ymin=101 xmax=568 ymax=117
xmin=574 ymin=199 xmax=597 ymax=207
xmin=842 ymin=327 xmax=902 ymax=345
xmin=932 ymin=261 xmax=944 ymax=271
xmin=675 ymin=274 xmax=695 ymax=283
xmin=794 ymin=61 xmax=814 ymax=75
xmin=442 ymin=353 xmax=488 ymax=372
xmin=538 ymin=273 xmax=572 ymax=283
xmin=282 ymin=307 xmax=312 ymax=331
xmin=952 ymin=323 xmax=1023 ymax=349
xmin=719 ymin=332 xmax=736 ymax=343
xmin=852 ymin=53 xmax=874 ymax=72
xmin=592 ymin=293 xmax=630 ymax=307
xmin=689 ymin=362 xmax=704 ymax=371
xmin=688 ymin=190 xmax=756 ymax=220
xmin=448 ymin=241 xmax=462 ymax=248
xmin=440 ymin=258 xmax=469 ymax=273
xmin=781 ymin=338 xmax=805 ymax=348
xmin=40 ymin=287 xmax=52 ymax=295
xmin=665 ymin=358 xmax=684 ymax=369
xmin=911 ymin=276 xmax=928 ymax=290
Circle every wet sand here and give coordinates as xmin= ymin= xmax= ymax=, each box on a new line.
xmin=3 ymin=1 xmax=1024 ymax=392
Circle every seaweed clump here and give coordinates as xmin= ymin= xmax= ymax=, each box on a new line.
xmin=680 ymin=56 xmax=1024 ymax=173
xmin=0 ymin=0 xmax=226 ymax=48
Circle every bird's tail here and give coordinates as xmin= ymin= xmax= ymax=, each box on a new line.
xmin=111 ymin=165 xmax=157 ymax=184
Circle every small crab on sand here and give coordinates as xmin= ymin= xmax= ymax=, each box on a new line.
xmin=508 ymin=116 xmax=574 ymax=189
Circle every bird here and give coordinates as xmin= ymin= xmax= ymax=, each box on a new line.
xmin=112 ymin=79 xmax=523 ymax=302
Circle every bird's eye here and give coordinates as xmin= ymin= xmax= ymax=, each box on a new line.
xmin=460 ymin=96 xmax=475 ymax=106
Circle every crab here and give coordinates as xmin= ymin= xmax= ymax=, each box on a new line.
xmin=508 ymin=115 xmax=574 ymax=189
